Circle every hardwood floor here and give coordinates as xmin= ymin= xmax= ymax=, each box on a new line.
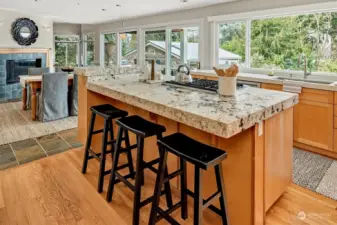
xmin=0 ymin=148 xmax=337 ymax=225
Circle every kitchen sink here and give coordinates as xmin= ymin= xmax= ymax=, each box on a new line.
xmin=275 ymin=77 xmax=333 ymax=85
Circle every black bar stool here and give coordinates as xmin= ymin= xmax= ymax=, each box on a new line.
xmin=106 ymin=115 xmax=173 ymax=225
xmin=148 ymin=133 xmax=229 ymax=225
xmin=82 ymin=104 xmax=135 ymax=193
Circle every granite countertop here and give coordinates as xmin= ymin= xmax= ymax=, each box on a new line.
xmin=86 ymin=75 xmax=298 ymax=138
xmin=191 ymin=70 xmax=337 ymax=91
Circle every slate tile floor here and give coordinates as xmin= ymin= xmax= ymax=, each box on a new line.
xmin=0 ymin=128 xmax=82 ymax=170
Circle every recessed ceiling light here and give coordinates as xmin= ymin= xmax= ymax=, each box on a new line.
xmin=116 ymin=4 xmax=121 ymax=7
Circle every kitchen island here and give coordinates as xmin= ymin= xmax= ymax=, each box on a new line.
xmin=76 ymin=71 xmax=298 ymax=225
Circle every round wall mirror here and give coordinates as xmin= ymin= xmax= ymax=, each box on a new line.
xmin=20 ymin=27 xmax=31 ymax=38
xmin=12 ymin=18 xmax=39 ymax=46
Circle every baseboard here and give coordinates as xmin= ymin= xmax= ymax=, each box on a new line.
xmin=294 ymin=141 xmax=337 ymax=160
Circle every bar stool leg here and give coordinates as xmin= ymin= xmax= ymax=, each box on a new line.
xmin=98 ymin=119 xmax=109 ymax=193
xmin=156 ymin=133 xmax=173 ymax=208
xmin=82 ymin=112 xmax=96 ymax=174
xmin=180 ymin=158 xmax=188 ymax=219
xmin=148 ymin=146 xmax=168 ymax=225
xmin=124 ymin=129 xmax=135 ymax=178
xmin=215 ymin=164 xmax=229 ymax=225
xmin=106 ymin=126 xmax=124 ymax=202
xmin=133 ymin=135 xmax=145 ymax=225
xmin=194 ymin=166 xmax=204 ymax=225
xmin=108 ymin=119 xmax=114 ymax=151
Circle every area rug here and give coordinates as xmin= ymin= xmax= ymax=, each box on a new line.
xmin=0 ymin=102 xmax=77 ymax=145
xmin=293 ymin=148 xmax=337 ymax=201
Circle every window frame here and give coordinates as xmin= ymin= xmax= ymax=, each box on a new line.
xmin=140 ymin=23 xmax=201 ymax=79
xmin=54 ymin=34 xmax=80 ymax=67
xmin=101 ymin=28 xmax=140 ymax=67
xmin=83 ymin=33 xmax=95 ymax=66
xmin=213 ymin=3 xmax=337 ymax=77
xmin=215 ymin=20 xmax=250 ymax=68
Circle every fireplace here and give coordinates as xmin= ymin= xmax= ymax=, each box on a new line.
xmin=6 ymin=58 xmax=42 ymax=84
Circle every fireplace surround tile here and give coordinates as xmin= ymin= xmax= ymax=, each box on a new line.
xmin=0 ymin=52 xmax=47 ymax=101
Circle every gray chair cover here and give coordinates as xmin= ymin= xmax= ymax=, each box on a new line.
xmin=26 ymin=67 xmax=50 ymax=109
xmin=38 ymin=72 xmax=69 ymax=122
xmin=70 ymin=74 xmax=78 ymax=116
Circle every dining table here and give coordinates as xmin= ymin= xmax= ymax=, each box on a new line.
xmin=19 ymin=74 xmax=74 ymax=121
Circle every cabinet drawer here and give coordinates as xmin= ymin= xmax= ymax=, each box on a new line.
xmin=261 ymin=83 xmax=283 ymax=91
xmin=299 ymin=88 xmax=334 ymax=104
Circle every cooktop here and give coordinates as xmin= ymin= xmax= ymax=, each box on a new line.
xmin=165 ymin=78 xmax=244 ymax=92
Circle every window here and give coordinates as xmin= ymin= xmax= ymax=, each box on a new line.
xmin=54 ymin=36 xmax=79 ymax=67
xmin=119 ymin=31 xmax=138 ymax=66
xmin=218 ymin=22 xmax=246 ymax=66
xmin=104 ymin=33 xmax=117 ymax=66
xmin=83 ymin=33 xmax=95 ymax=66
xmin=251 ymin=13 xmax=337 ymax=73
xmin=145 ymin=29 xmax=166 ymax=75
xmin=168 ymin=27 xmax=200 ymax=76
xmin=216 ymin=11 xmax=337 ymax=75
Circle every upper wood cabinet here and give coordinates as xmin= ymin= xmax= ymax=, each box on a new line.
xmin=294 ymin=100 xmax=334 ymax=151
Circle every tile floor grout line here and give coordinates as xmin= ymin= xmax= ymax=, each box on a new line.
xmin=56 ymin=132 xmax=73 ymax=148
xmin=35 ymin=137 xmax=49 ymax=157
xmin=8 ymin=143 xmax=20 ymax=165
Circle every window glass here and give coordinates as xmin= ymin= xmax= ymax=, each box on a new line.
xmin=145 ymin=30 xmax=166 ymax=75
xmin=218 ymin=22 xmax=246 ymax=66
xmin=104 ymin=33 xmax=117 ymax=66
xmin=84 ymin=33 xmax=95 ymax=66
xmin=251 ymin=13 xmax=337 ymax=73
xmin=169 ymin=27 xmax=200 ymax=76
xmin=54 ymin=36 xmax=79 ymax=67
xmin=120 ymin=31 xmax=137 ymax=66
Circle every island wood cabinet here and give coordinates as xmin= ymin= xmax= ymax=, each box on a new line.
xmin=262 ymin=83 xmax=336 ymax=157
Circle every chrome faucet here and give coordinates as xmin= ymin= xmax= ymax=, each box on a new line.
xmin=298 ymin=53 xmax=311 ymax=78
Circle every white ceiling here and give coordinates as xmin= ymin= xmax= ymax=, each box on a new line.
xmin=0 ymin=0 xmax=237 ymax=24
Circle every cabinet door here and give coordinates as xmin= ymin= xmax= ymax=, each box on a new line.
xmin=294 ymin=100 xmax=334 ymax=151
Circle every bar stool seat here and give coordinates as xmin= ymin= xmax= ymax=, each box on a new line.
xmin=158 ymin=133 xmax=227 ymax=169
xmin=149 ymin=132 xmax=229 ymax=225
xmin=117 ymin=115 xmax=166 ymax=137
xmin=91 ymin=104 xmax=128 ymax=119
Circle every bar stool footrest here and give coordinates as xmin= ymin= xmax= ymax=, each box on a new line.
xmin=92 ymin=129 xmax=104 ymax=135
xmin=140 ymin=189 xmax=167 ymax=208
xmin=185 ymin=189 xmax=223 ymax=216
xmin=114 ymin=172 xmax=136 ymax=191
xmin=88 ymin=148 xmax=113 ymax=161
xmin=155 ymin=202 xmax=182 ymax=225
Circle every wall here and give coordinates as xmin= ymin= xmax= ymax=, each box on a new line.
xmin=82 ymin=0 xmax=335 ymax=68
xmin=53 ymin=23 xmax=82 ymax=36
xmin=0 ymin=9 xmax=53 ymax=49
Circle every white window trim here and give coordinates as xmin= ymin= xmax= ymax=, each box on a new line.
xmin=215 ymin=20 xmax=248 ymax=68
xmin=82 ymin=33 xmax=95 ymax=66
xmin=139 ymin=23 xmax=202 ymax=79
xmin=212 ymin=2 xmax=337 ymax=77
xmin=54 ymin=34 xmax=80 ymax=67
xmin=208 ymin=2 xmax=337 ymax=22
xmin=101 ymin=29 xmax=140 ymax=67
